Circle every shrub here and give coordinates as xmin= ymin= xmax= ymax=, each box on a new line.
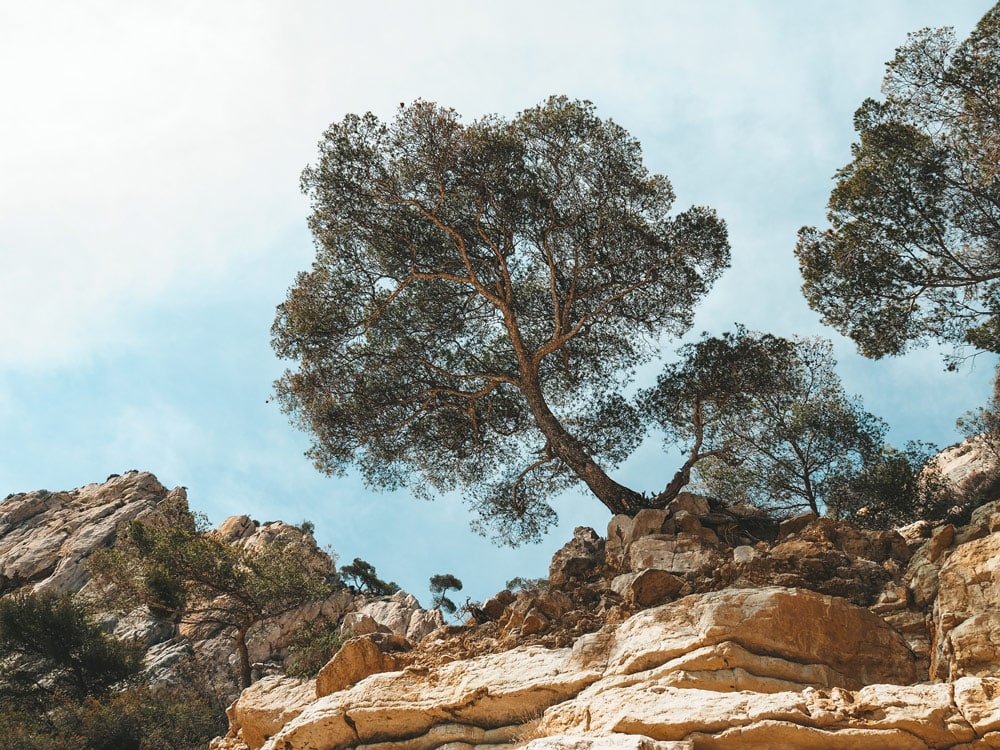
xmin=285 ymin=618 xmax=348 ymax=677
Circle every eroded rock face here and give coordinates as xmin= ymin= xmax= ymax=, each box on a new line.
xmin=599 ymin=587 xmax=917 ymax=687
xmin=213 ymin=464 xmax=1000 ymax=750
xmin=0 ymin=471 xmax=174 ymax=595
xmin=215 ymin=587 xmax=926 ymax=750
xmin=931 ymin=506 xmax=1000 ymax=681
xmin=0 ymin=472 xmax=440 ymax=703
xmin=261 ymin=645 xmax=601 ymax=750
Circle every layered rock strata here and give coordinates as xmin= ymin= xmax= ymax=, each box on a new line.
xmin=214 ymin=489 xmax=1000 ymax=749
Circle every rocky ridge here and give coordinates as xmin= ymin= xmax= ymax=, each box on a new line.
xmin=0 ymin=471 xmax=442 ymax=700
xmin=5 ymin=456 xmax=1000 ymax=749
xmin=212 ymin=478 xmax=1000 ymax=748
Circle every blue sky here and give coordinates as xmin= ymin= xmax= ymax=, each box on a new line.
xmin=2 ymin=1 xmax=996 ymax=607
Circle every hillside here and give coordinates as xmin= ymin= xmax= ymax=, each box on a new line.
xmin=2 ymin=444 xmax=1000 ymax=749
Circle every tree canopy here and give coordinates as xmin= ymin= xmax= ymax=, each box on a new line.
xmin=796 ymin=4 xmax=1000 ymax=361
xmin=272 ymin=96 xmax=729 ymax=543
xmin=646 ymin=332 xmax=886 ymax=515
xmin=428 ymin=573 xmax=463 ymax=615
xmin=339 ymin=558 xmax=399 ymax=596
xmin=90 ymin=497 xmax=335 ymax=689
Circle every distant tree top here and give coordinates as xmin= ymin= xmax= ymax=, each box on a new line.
xmin=797 ymin=4 xmax=1000 ymax=363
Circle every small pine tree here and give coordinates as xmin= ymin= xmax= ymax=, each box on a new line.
xmin=339 ymin=558 xmax=400 ymax=596
xmin=429 ymin=574 xmax=463 ymax=615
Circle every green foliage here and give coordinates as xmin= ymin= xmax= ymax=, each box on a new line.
xmin=339 ymin=558 xmax=399 ymax=596
xmin=0 ymin=591 xmax=141 ymax=703
xmin=796 ymin=5 xmax=1000 ymax=360
xmin=285 ymin=617 xmax=348 ymax=677
xmin=647 ymin=332 xmax=886 ymax=515
xmin=272 ymin=95 xmax=730 ymax=542
xmin=0 ymin=677 xmax=226 ymax=750
xmin=0 ymin=591 xmax=224 ymax=750
xmin=90 ymin=495 xmax=334 ymax=688
xmin=826 ymin=442 xmax=955 ymax=528
xmin=429 ymin=573 xmax=463 ymax=614
xmin=644 ymin=328 xmax=799 ymax=502
xmin=504 ymin=576 xmax=549 ymax=594
xmin=958 ymin=365 xmax=1000 ymax=465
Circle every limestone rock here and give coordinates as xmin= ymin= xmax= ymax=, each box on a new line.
xmin=715 ymin=517 xmax=909 ymax=606
xmin=523 ymin=737 xmax=692 ymax=750
xmin=627 ymin=534 xmax=720 ymax=577
xmin=933 ymin=530 xmax=1000 ymax=679
xmin=610 ymin=569 xmax=685 ymax=608
xmin=666 ymin=493 xmax=710 ymax=517
xmin=550 ymin=527 xmax=605 ymax=590
xmin=263 ymin=645 xmax=602 ymax=749
xmin=777 ymin=511 xmax=817 ymax=540
xmin=405 ymin=607 xmax=444 ymax=641
xmin=481 ymin=588 xmax=516 ymax=621
xmin=602 ymin=586 xmax=917 ymax=687
xmin=341 ymin=611 xmax=386 ymax=637
xmin=0 ymin=471 xmax=174 ymax=595
xmin=540 ymin=683 xmax=976 ymax=748
xmin=315 ymin=632 xmax=411 ymax=698
xmin=936 ymin=437 xmax=998 ymax=489
xmin=143 ymin=638 xmax=195 ymax=686
xmin=215 ymin=515 xmax=257 ymax=542
xmin=223 ymin=675 xmax=316 ymax=750
xmin=356 ymin=590 xmax=443 ymax=641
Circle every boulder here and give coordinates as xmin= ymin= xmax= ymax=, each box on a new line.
xmin=481 ymin=588 xmax=516 ymax=621
xmin=610 ymin=569 xmax=685 ymax=608
xmin=627 ymin=534 xmax=720 ymax=577
xmin=222 ymin=675 xmax=315 ymax=750
xmin=340 ymin=612 xmax=386 ymax=637
xmin=315 ymin=632 xmax=411 ymax=698
xmin=550 ymin=527 xmax=605 ymax=590
xmin=602 ymin=587 xmax=917 ymax=687
xmin=666 ymin=493 xmax=710 ymax=517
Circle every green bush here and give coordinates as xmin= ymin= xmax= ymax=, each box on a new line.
xmin=826 ymin=442 xmax=956 ymax=528
xmin=285 ymin=617 xmax=348 ymax=677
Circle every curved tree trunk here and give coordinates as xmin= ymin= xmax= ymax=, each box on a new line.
xmin=519 ymin=375 xmax=646 ymax=516
xmin=650 ymin=400 xmax=711 ymax=508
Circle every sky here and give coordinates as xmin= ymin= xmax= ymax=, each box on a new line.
xmin=1 ymin=1 xmax=996 ymax=608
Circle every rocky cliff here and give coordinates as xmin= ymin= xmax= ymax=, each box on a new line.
xmin=211 ymin=482 xmax=1000 ymax=748
xmin=0 ymin=471 xmax=443 ymax=700
xmin=5 ymin=458 xmax=1000 ymax=749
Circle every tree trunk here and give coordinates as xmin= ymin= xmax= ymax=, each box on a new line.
xmin=520 ymin=374 xmax=646 ymax=516
xmin=236 ymin=624 xmax=252 ymax=689
xmin=650 ymin=401 xmax=708 ymax=508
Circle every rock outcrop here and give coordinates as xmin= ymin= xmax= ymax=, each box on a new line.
xmin=9 ymin=462 xmax=1000 ymax=749
xmin=0 ymin=471 xmax=174 ymax=595
xmin=0 ymin=472 xmax=441 ymax=700
xmin=212 ymin=470 xmax=1000 ymax=749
